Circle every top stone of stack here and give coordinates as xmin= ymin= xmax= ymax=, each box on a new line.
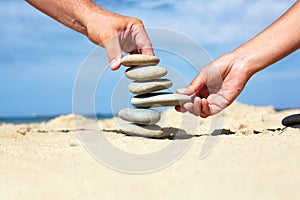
xmin=121 ymin=54 xmax=160 ymax=66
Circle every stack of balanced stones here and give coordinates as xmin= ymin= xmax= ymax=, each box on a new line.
xmin=117 ymin=54 xmax=191 ymax=138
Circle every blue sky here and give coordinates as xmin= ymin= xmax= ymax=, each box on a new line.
xmin=0 ymin=0 xmax=299 ymax=116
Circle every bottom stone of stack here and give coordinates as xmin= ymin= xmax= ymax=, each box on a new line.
xmin=118 ymin=123 xmax=164 ymax=138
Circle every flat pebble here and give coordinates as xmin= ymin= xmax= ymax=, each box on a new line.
xmin=128 ymin=79 xmax=173 ymax=94
xmin=125 ymin=65 xmax=167 ymax=81
xmin=282 ymin=113 xmax=300 ymax=127
xmin=131 ymin=92 xmax=192 ymax=108
xmin=121 ymin=54 xmax=160 ymax=66
xmin=118 ymin=108 xmax=161 ymax=125
xmin=69 ymin=138 xmax=82 ymax=147
xmin=119 ymin=123 xmax=164 ymax=138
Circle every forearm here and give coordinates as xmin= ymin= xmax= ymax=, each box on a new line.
xmin=25 ymin=0 xmax=104 ymax=35
xmin=231 ymin=1 xmax=300 ymax=75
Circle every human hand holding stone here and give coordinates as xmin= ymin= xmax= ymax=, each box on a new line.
xmin=86 ymin=12 xmax=154 ymax=70
xmin=177 ymin=1 xmax=300 ymax=118
xmin=175 ymin=54 xmax=250 ymax=118
xmin=26 ymin=0 xmax=154 ymax=70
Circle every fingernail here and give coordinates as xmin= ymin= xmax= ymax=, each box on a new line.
xmin=110 ymin=58 xmax=120 ymax=70
xmin=176 ymin=88 xmax=186 ymax=93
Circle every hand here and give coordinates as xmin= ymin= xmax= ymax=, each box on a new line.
xmin=86 ymin=12 xmax=154 ymax=70
xmin=176 ymin=1 xmax=300 ymax=118
xmin=26 ymin=0 xmax=154 ymax=70
xmin=176 ymin=54 xmax=252 ymax=118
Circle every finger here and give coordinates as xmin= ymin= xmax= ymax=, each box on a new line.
xmin=120 ymin=32 xmax=138 ymax=53
xmin=183 ymin=102 xmax=199 ymax=116
xmin=176 ymin=87 xmax=195 ymax=95
xmin=177 ymin=72 xmax=207 ymax=96
xmin=130 ymin=50 xmax=139 ymax=54
xmin=188 ymin=73 xmax=207 ymax=94
xmin=175 ymin=105 xmax=187 ymax=113
xmin=193 ymin=97 xmax=201 ymax=116
xmin=140 ymin=46 xmax=154 ymax=56
xmin=102 ymin=36 xmax=122 ymax=70
xmin=201 ymin=98 xmax=211 ymax=118
xmin=134 ymin=28 xmax=154 ymax=56
xmin=109 ymin=57 xmax=122 ymax=70
xmin=199 ymin=112 xmax=209 ymax=118
xmin=205 ymin=94 xmax=228 ymax=116
xmin=192 ymin=97 xmax=208 ymax=118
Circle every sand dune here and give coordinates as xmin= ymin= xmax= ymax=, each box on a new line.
xmin=0 ymin=102 xmax=300 ymax=200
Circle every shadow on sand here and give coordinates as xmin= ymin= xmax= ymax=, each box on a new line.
xmin=162 ymin=127 xmax=236 ymax=140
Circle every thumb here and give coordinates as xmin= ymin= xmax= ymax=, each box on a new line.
xmin=176 ymin=73 xmax=206 ymax=96
xmin=102 ymin=36 xmax=122 ymax=70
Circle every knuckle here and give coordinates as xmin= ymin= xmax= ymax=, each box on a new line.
xmin=133 ymin=17 xmax=143 ymax=25
xmin=130 ymin=17 xmax=144 ymax=28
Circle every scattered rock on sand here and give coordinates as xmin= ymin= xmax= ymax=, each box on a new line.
xmin=282 ymin=113 xmax=300 ymax=127
xmin=17 ymin=127 xmax=30 ymax=136
xmin=69 ymin=138 xmax=82 ymax=147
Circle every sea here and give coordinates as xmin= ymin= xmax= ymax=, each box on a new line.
xmin=0 ymin=114 xmax=114 ymax=124
xmin=0 ymin=107 xmax=298 ymax=124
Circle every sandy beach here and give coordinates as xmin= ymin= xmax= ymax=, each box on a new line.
xmin=1 ymin=101 xmax=300 ymax=200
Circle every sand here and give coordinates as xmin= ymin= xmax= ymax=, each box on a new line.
xmin=0 ymin=102 xmax=300 ymax=200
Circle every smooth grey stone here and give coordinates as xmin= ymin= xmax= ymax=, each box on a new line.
xmin=119 ymin=123 xmax=164 ymax=138
xmin=131 ymin=92 xmax=192 ymax=108
xmin=118 ymin=108 xmax=161 ymax=125
xmin=282 ymin=114 xmax=300 ymax=127
xmin=128 ymin=79 xmax=173 ymax=94
xmin=125 ymin=65 xmax=167 ymax=81
xmin=121 ymin=54 xmax=160 ymax=66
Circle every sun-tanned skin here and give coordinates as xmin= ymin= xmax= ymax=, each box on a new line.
xmin=26 ymin=0 xmax=154 ymax=70
xmin=176 ymin=1 xmax=300 ymax=118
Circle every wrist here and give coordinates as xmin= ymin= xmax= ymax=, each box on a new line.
xmin=228 ymin=45 xmax=266 ymax=77
xmin=71 ymin=1 xmax=115 ymax=36
xmin=76 ymin=2 xmax=103 ymax=36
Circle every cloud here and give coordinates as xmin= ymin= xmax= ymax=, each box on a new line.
xmin=97 ymin=0 xmax=294 ymax=46
xmin=3 ymin=0 xmax=293 ymax=56
xmin=0 ymin=0 xmax=92 ymax=69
